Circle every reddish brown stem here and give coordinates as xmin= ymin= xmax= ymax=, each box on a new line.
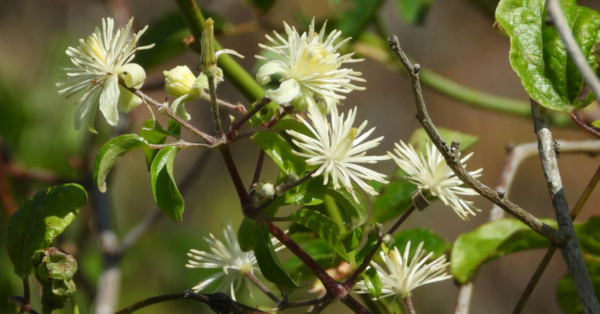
xmin=0 ymin=155 xmax=17 ymax=216
xmin=341 ymin=296 xmax=371 ymax=314
xmin=570 ymin=110 xmax=600 ymax=140
xmin=249 ymin=150 xmax=265 ymax=196
xmin=265 ymin=221 xmax=346 ymax=298
xmin=219 ymin=146 xmax=254 ymax=211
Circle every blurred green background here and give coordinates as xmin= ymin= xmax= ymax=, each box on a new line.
xmin=2 ymin=0 xmax=600 ymax=313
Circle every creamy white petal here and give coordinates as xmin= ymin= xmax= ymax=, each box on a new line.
xmin=266 ymin=78 xmax=301 ymax=104
xmin=99 ymin=75 xmax=120 ymax=126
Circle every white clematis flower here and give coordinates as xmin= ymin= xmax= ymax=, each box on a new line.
xmin=57 ymin=17 xmax=154 ymax=131
xmin=354 ymin=241 xmax=451 ymax=298
xmin=256 ymin=17 xmax=365 ymax=113
xmin=186 ymin=218 xmax=283 ymax=301
xmin=389 ymin=141 xmax=483 ymax=220
xmin=286 ymin=105 xmax=390 ymax=203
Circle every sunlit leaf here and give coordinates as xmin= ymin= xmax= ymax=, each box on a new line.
xmin=151 ymin=146 xmax=184 ymax=222
xmin=93 ymin=134 xmax=149 ymax=193
xmin=290 ymin=209 xmax=348 ymax=261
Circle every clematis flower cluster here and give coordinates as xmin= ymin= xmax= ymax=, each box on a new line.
xmin=57 ymin=17 xmax=154 ymax=131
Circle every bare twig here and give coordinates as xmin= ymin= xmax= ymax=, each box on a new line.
xmin=0 ymin=149 xmax=17 ymax=216
xmin=454 ymin=283 xmax=473 ymax=314
xmin=249 ymin=150 xmax=265 ymax=196
xmin=200 ymin=90 xmax=247 ymax=113
xmin=547 ymin=0 xmax=600 ymax=101
xmin=513 ymin=158 xmax=600 ymax=313
xmin=247 ymin=271 xmax=279 ymax=304
xmin=530 ymin=100 xmax=600 ymax=313
xmin=491 ymin=140 xmax=600 ymax=219
xmin=8 ymin=295 xmax=39 ymax=314
xmin=207 ymin=75 xmax=224 ymax=139
xmin=341 ymin=296 xmax=370 ymax=314
xmin=387 ymin=34 xmax=562 ymax=243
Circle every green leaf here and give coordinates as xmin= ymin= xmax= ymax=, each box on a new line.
xmin=254 ymin=225 xmax=300 ymax=289
xmin=370 ymin=170 xmax=416 ymax=224
xmin=248 ymin=101 xmax=280 ymax=127
xmin=283 ymin=175 xmax=328 ymax=205
xmin=355 ymin=231 xmax=379 ymax=265
xmin=7 ymin=184 xmax=87 ymax=278
xmin=341 ymin=226 xmax=365 ymax=252
xmin=32 ymin=248 xmax=77 ymax=314
xmin=238 ymin=218 xmax=258 ymax=252
xmin=495 ymin=0 xmax=600 ymax=111
xmin=252 ymin=132 xmax=306 ymax=176
xmin=451 ymin=218 xmax=556 ymax=284
xmin=151 ymin=146 xmax=184 ymax=222
xmin=284 ymin=233 xmax=337 ymax=281
xmin=566 ymin=7 xmax=600 ymax=107
xmin=272 ymin=118 xmax=312 ymax=136
xmin=496 ymin=0 xmax=569 ymax=111
xmin=141 ymin=120 xmax=168 ymax=171
xmin=93 ymin=134 xmax=149 ymax=193
xmin=409 ymin=127 xmax=478 ymax=153
xmin=168 ymin=119 xmax=181 ymax=137
xmin=397 ymin=0 xmax=435 ymax=25
xmin=541 ymin=0 xmax=578 ymax=105
xmin=289 ymin=209 xmax=349 ymax=261
xmin=574 ymin=216 xmax=600 ymax=256
xmin=392 ymin=228 xmax=450 ymax=260
xmin=363 ymin=267 xmax=382 ymax=299
xmin=336 ymin=0 xmax=386 ymax=39
xmin=326 ymin=186 xmax=368 ymax=231
xmin=592 ymin=120 xmax=600 ymax=128
xmin=557 ymin=256 xmax=600 ymax=314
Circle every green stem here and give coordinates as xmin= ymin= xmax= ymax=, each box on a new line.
xmin=174 ymin=0 xmax=264 ymax=102
xmin=324 ymin=195 xmax=346 ymax=233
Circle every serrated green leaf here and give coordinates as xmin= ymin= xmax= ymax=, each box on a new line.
xmin=364 ymin=267 xmax=382 ymax=299
xmin=141 ymin=120 xmax=168 ymax=171
xmin=7 ymin=184 xmax=87 ymax=278
xmin=397 ymin=0 xmax=435 ymax=25
xmin=341 ymin=226 xmax=365 ymax=252
xmin=557 ymin=255 xmax=600 ymax=314
xmin=496 ymin=0 xmax=569 ymax=111
xmin=252 ymin=132 xmax=306 ymax=176
xmin=151 ymin=146 xmax=184 ymax=222
xmin=409 ymin=127 xmax=478 ymax=153
xmin=290 ymin=209 xmax=348 ymax=261
xmin=451 ymin=218 xmax=556 ymax=284
xmin=326 ymin=186 xmax=367 ymax=231
xmin=254 ymin=225 xmax=300 ymax=289
xmin=566 ymin=7 xmax=600 ymax=108
xmin=32 ymin=248 xmax=77 ymax=314
xmin=93 ymin=134 xmax=149 ymax=193
xmin=393 ymin=228 xmax=450 ymax=260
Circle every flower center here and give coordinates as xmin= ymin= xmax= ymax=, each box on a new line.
xmin=291 ymin=41 xmax=339 ymax=81
xmin=239 ymin=263 xmax=254 ymax=275
xmin=330 ymin=127 xmax=357 ymax=161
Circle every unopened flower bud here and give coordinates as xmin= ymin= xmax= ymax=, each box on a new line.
xmin=201 ymin=18 xmax=217 ymax=76
xmin=257 ymin=183 xmax=275 ymax=198
xmin=285 ymin=172 xmax=299 ymax=185
xmin=373 ymin=223 xmax=384 ymax=237
xmin=382 ymin=234 xmax=394 ymax=246
xmin=164 ymin=66 xmax=197 ymax=98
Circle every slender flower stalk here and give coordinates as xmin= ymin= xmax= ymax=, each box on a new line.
xmin=185 ymin=218 xmax=283 ymax=301
xmin=389 ymin=141 xmax=483 ymax=220
xmin=256 ymin=17 xmax=365 ymax=112
xmin=57 ymin=17 xmax=154 ymax=131
xmin=354 ymin=241 xmax=451 ymax=299
xmin=287 ymin=105 xmax=390 ymax=203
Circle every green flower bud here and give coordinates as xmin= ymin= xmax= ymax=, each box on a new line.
xmin=164 ymin=65 xmax=199 ymax=98
xmin=201 ymin=18 xmax=217 ymax=76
